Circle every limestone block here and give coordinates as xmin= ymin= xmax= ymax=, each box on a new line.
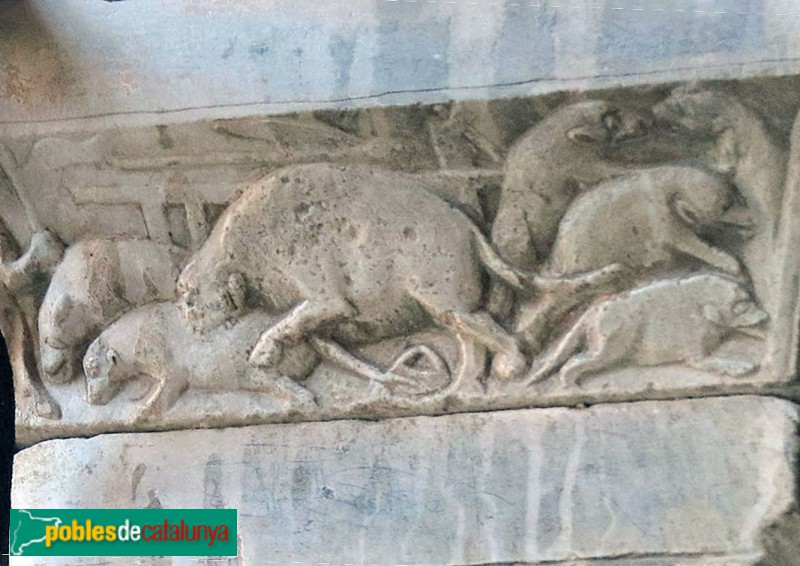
xmin=11 ymin=396 xmax=797 ymax=565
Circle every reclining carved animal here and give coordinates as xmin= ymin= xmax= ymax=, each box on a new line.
xmin=526 ymin=274 xmax=768 ymax=387
xmin=515 ymin=165 xmax=756 ymax=351
xmin=39 ymin=239 xmax=183 ymax=384
xmin=83 ymin=302 xmax=321 ymax=419
xmin=177 ymin=162 xmax=541 ymax=382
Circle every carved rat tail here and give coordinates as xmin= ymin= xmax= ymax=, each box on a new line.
xmin=524 ymin=312 xmax=588 ymax=386
xmin=472 ymin=226 xmax=529 ymax=289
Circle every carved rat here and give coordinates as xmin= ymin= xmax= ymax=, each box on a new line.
xmin=526 ymin=274 xmax=768 ymax=387
xmin=39 ymin=239 xmax=183 ymax=384
xmin=83 ymin=302 xmax=320 ymax=420
xmin=177 ymin=162 xmax=542 ymax=381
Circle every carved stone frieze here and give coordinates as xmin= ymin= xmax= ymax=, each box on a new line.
xmin=4 ymin=76 xmax=800 ymax=444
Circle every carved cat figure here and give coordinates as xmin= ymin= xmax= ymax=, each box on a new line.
xmin=526 ymin=274 xmax=768 ymax=387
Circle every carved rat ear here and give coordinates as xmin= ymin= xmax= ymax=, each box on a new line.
xmin=702 ymin=305 xmax=724 ymax=324
xmin=227 ymin=272 xmax=247 ymax=311
xmin=566 ymin=124 xmax=608 ymax=144
xmin=672 ymin=198 xmax=700 ymax=226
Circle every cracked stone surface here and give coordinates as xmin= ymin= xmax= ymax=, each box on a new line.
xmin=11 ymin=396 xmax=797 ymax=565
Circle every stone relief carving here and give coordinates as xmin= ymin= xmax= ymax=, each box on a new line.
xmin=6 ymin=78 xmax=800 ymax=441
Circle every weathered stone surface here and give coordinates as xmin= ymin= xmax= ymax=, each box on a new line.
xmin=11 ymin=396 xmax=797 ymax=565
xmin=2 ymin=1 xmax=800 ymax=131
xmin=7 ymin=76 xmax=800 ymax=445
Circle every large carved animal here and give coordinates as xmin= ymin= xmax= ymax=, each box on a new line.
xmin=526 ymin=274 xmax=768 ymax=387
xmin=177 ymin=163 xmax=543 ymax=381
xmin=515 ymin=166 xmax=755 ymax=350
xmin=39 ymin=239 xmax=182 ymax=384
xmin=83 ymin=302 xmax=320 ymax=419
xmin=652 ymin=85 xmax=787 ymax=317
xmin=492 ymin=100 xmax=649 ymax=271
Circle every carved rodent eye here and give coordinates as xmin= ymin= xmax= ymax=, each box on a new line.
xmin=602 ymin=111 xmax=621 ymax=132
xmin=106 ymin=349 xmax=119 ymax=366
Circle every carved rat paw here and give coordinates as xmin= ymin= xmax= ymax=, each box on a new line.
xmin=719 ymin=359 xmax=759 ymax=377
xmin=491 ymin=347 xmax=528 ymax=381
xmin=32 ymin=392 xmax=62 ymax=421
xmin=249 ymin=335 xmax=283 ymax=367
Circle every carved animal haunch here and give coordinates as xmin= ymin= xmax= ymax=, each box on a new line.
xmin=83 ymin=302 xmax=320 ymax=419
xmin=177 ymin=163 xmax=532 ymax=380
xmin=39 ymin=239 xmax=182 ymax=384
xmin=526 ymin=274 xmax=768 ymax=387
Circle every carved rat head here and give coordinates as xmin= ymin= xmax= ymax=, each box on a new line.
xmin=83 ymin=338 xmax=124 ymax=406
xmin=700 ymin=276 xmax=769 ymax=330
xmin=560 ymin=100 xmax=650 ymax=148
xmin=652 ymin=85 xmax=737 ymax=136
xmin=669 ymin=172 xmax=755 ymax=235
xmin=177 ymin=257 xmax=247 ymax=332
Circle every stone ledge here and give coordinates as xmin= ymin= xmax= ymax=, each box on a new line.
xmin=11 ymin=396 xmax=797 ymax=565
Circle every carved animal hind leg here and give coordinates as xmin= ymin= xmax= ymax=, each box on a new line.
xmin=687 ymin=356 xmax=758 ymax=376
xmin=558 ymin=333 xmax=623 ymax=388
xmin=414 ymin=292 xmax=526 ymax=380
xmin=244 ymin=367 xmax=317 ymax=409
xmin=249 ymin=296 xmax=356 ymax=367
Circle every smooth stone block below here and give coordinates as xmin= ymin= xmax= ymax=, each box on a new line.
xmin=11 ymin=396 xmax=798 ymax=565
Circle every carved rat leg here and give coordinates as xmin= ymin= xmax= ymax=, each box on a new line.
xmin=517 ymin=265 xmax=627 ymax=353
xmin=412 ymin=292 xmax=526 ymax=380
xmin=249 ymin=297 xmax=356 ymax=367
xmin=135 ymin=374 xmax=189 ymax=422
xmin=687 ymin=356 xmax=758 ymax=376
xmin=559 ymin=353 xmax=615 ymax=388
xmin=669 ymin=235 xmax=742 ymax=275
xmin=243 ymin=366 xmax=317 ymax=408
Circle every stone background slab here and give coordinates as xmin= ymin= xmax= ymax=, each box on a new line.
xmin=11 ymin=396 xmax=798 ymax=564
xmin=2 ymin=0 xmax=800 ymax=134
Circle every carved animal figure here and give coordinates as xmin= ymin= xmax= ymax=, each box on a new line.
xmin=652 ymin=85 xmax=788 ymax=317
xmin=515 ymin=165 xmax=755 ymax=351
xmin=548 ymin=165 xmax=753 ymax=275
xmin=652 ymin=85 xmax=786 ymax=227
xmin=177 ymin=162 xmax=539 ymax=381
xmin=39 ymin=239 xmax=183 ymax=384
xmin=526 ymin=274 xmax=768 ymax=387
xmin=83 ymin=302 xmax=319 ymax=419
xmin=492 ymin=100 xmax=649 ymax=271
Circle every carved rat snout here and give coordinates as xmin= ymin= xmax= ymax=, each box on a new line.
xmin=730 ymin=300 xmax=769 ymax=329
